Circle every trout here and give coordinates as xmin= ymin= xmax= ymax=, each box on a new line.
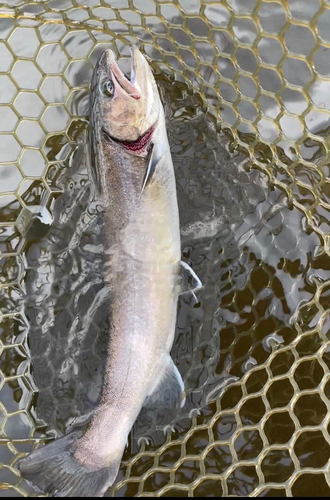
xmin=18 ymin=46 xmax=200 ymax=497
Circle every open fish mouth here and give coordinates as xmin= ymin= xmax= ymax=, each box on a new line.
xmin=105 ymin=46 xmax=141 ymax=100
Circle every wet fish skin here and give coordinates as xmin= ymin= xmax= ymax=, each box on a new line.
xmin=17 ymin=46 xmax=192 ymax=497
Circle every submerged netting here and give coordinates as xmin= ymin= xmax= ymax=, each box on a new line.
xmin=1 ymin=0 xmax=330 ymax=497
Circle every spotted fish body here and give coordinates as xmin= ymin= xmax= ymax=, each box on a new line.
xmin=17 ymin=46 xmax=200 ymax=497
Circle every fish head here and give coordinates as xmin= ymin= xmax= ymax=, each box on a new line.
xmin=91 ymin=45 xmax=160 ymax=149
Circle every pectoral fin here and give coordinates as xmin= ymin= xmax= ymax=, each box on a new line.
xmin=178 ymin=260 xmax=202 ymax=301
xmin=141 ymin=143 xmax=161 ymax=193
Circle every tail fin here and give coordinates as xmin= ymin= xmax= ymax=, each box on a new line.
xmin=17 ymin=431 xmax=120 ymax=497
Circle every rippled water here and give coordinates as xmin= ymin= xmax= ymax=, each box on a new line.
xmin=2 ymin=0 xmax=330 ymax=497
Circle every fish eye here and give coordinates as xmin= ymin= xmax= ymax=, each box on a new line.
xmin=103 ymin=79 xmax=114 ymax=97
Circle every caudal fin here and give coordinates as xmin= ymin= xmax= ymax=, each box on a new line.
xmin=17 ymin=431 xmax=120 ymax=497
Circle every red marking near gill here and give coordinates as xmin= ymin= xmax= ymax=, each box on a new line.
xmin=118 ymin=126 xmax=155 ymax=154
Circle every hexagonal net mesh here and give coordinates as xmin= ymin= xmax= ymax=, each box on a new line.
xmin=1 ymin=0 xmax=330 ymax=497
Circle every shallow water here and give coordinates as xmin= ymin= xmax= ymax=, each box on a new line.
xmin=1 ymin=0 xmax=330 ymax=497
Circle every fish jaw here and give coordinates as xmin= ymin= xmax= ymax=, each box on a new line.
xmin=104 ymin=48 xmax=141 ymax=100
xmin=91 ymin=45 xmax=160 ymax=144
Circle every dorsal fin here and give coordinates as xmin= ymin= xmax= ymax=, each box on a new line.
xmin=89 ymin=114 xmax=104 ymax=196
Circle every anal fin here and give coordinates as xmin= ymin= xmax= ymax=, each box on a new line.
xmin=145 ymin=355 xmax=185 ymax=411
xmin=131 ymin=356 xmax=185 ymax=449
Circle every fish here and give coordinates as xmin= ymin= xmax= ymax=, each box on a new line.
xmin=17 ymin=45 xmax=201 ymax=497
